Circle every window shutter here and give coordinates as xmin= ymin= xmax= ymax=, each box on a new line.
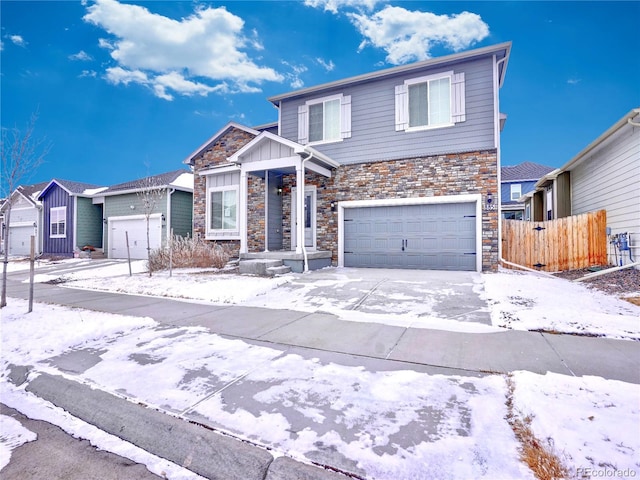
xmin=298 ymin=104 xmax=308 ymax=144
xmin=451 ymin=72 xmax=466 ymax=123
xmin=395 ymin=84 xmax=408 ymax=131
xmin=340 ymin=95 xmax=352 ymax=139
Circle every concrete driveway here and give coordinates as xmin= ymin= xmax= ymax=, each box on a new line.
xmin=243 ymin=267 xmax=492 ymax=326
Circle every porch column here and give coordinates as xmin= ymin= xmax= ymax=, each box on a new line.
xmin=295 ymin=161 xmax=305 ymax=254
xmin=240 ymin=170 xmax=248 ymax=254
xmin=264 ymin=170 xmax=269 ymax=252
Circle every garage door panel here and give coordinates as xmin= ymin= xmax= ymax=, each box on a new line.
xmin=9 ymin=226 xmax=35 ymax=255
xmin=110 ymin=217 xmax=161 ymax=259
xmin=344 ymin=202 xmax=477 ymax=271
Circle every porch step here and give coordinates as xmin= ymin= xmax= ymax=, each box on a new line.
xmin=239 ymin=259 xmax=291 ymax=277
xmin=266 ymin=265 xmax=292 ymax=276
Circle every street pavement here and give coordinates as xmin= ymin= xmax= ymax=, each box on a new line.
xmin=2 ymin=260 xmax=639 ymax=479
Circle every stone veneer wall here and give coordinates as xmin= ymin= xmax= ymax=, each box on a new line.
xmin=282 ymin=150 xmax=499 ymax=271
xmin=191 ymin=126 xmax=256 ymax=259
xmin=192 ymin=126 xmax=499 ymax=270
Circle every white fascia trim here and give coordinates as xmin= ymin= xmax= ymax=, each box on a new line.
xmin=240 ymin=156 xmax=300 ymax=173
xmin=229 ymin=131 xmax=300 ymax=164
xmin=306 ymin=162 xmax=332 ymax=178
xmin=199 ymin=164 xmax=241 ymax=176
xmin=295 ymin=145 xmax=341 ymax=169
xmin=337 ymin=194 xmax=483 ymax=272
xmin=183 ymin=122 xmax=260 ymax=165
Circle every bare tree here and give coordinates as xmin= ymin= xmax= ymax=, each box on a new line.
xmin=1 ymin=112 xmax=50 ymax=308
xmin=136 ymin=175 xmax=166 ymax=277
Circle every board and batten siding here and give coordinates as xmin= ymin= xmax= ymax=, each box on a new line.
xmin=169 ymin=190 xmax=193 ymax=238
xmin=42 ymin=184 xmax=75 ymax=255
xmin=278 ymin=56 xmax=496 ymax=164
xmin=570 ymin=125 xmax=640 ymax=255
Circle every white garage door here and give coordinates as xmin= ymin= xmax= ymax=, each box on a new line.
xmin=9 ymin=225 xmax=36 ymax=256
xmin=109 ymin=216 xmax=161 ymax=259
xmin=344 ymin=202 xmax=477 ymax=271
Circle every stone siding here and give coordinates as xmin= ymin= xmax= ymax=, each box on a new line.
xmin=192 ymin=126 xmax=256 ymax=259
xmin=191 ymin=127 xmax=499 ymax=270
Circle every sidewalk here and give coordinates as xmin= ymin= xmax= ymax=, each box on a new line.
xmin=3 ymin=268 xmax=639 ymax=479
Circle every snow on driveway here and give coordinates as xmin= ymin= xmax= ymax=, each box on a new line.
xmin=41 ymin=261 xmax=640 ymax=339
xmin=2 ymin=299 xmax=639 ymax=479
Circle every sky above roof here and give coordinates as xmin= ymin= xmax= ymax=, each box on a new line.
xmin=1 ymin=1 xmax=638 ymax=190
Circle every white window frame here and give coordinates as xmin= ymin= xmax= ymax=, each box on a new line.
xmin=396 ymin=70 xmax=466 ymax=132
xmin=298 ymin=93 xmax=351 ymax=145
xmin=207 ymin=185 xmax=239 ymax=236
xmin=49 ymin=206 xmax=66 ymax=238
xmin=510 ymin=184 xmax=522 ymax=201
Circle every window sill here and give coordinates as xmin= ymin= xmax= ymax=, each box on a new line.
xmin=404 ymin=123 xmax=455 ymax=133
xmin=307 ymin=137 xmax=344 ymax=147
xmin=205 ymin=233 xmax=240 ymax=241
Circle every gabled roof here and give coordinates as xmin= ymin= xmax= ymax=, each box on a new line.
xmin=0 ymin=182 xmax=48 ymax=212
xmin=268 ymin=42 xmax=512 ymax=104
xmin=183 ymin=122 xmax=260 ymax=166
xmin=501 ymin=162 xmax=554 ymax=182
xmin=38 ymin=178 xmax=105 ymax=200
xmin=100 ymin=169 xmax=193 ymax=195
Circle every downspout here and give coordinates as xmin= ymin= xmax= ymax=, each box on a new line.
xmin=495 ymin=54 xmax=508 ymax=265
xmin=167 ymin=188 xmax=175 ymax=244
xmin=299 ymin=151 xmax=313 ymax=273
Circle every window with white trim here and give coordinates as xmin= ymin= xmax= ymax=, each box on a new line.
xmin=395 ymin=71 xmax=465 ymax=131
xmin=298 ymin=94 xmax=351 ymax=144
xmin=50 ymin=206 xmax=66 ymax=238
xmin=510 ymin=184 xmax=522 ymax=201
xmin=208 ymin=186 xmax=238 ymax=233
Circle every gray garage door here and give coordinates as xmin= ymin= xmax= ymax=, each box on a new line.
xmin=344 ymin=202 xmax=477 ymax=271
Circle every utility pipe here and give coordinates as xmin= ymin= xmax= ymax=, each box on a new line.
xmin=298 ymin=151 xmax=313 ymax=273
xmin=574 ymin=262 xmax=640 ymax=282
xmin=499 ymin=257 xmax=557 ymax=277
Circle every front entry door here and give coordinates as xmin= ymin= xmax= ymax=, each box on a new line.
xmin=291 ymin=187 xmax=316 ymax=249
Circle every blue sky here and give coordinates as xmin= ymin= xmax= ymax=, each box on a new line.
xmin=2 ymin=0 xmax=638 ymax=189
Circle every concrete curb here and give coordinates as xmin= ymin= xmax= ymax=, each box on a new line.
xmin=21 ymin=371 xmax=349 ymax=480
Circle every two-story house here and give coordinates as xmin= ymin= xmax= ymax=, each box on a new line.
xmin=186 ymin=42 xmax=511 ymax=272
xmin=501 ymin=162 xmax=554 ymax=220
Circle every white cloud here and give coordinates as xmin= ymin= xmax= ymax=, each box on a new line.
xmin=282 ymin=61 xmax=308 ymax=89
xmin=304 ymin=0 xmax=379 ymax=14
xmin=79 ymin=70 xmax=98 ymax=78
xmin=349 ymin=6 xmax=490 ymax=64
xmin=83 ymin=0 xmax=283 ymax=100
xmin=316 ymin=57 xmax=335 ymax=72
xmin=8 ymin=35 xmax=27 ymax=47
xmin=567 ymin=78 xmax=581 ymax=85
xmin=69 ymin=50 xmax=93 ymax=61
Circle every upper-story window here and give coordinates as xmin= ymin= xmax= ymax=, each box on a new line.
xmin=298 ymin=93 xmax=351 ymax=145
xmin=510 ymin=183 xmax=522 ymax=201
xmin=395 ymin=71 xmax=466 ymax=132
xmin=50 ymin=206 xmax=66 ymax=238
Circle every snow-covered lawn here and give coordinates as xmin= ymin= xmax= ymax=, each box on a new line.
xmin=1 ymin=299 xmax=639 ymax=479
xmin=32 ymin=260 xmax=640 ymax=340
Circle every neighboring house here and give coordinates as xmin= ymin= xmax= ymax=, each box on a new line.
xmin=186 ymin=42 xmax=511 ymax=272
xmin=0 ymin=182 xmax=48 ymax=256
xmin=523 ymin=108 xmax=640 ymax=265
xmin=97 ymin=169 xmax=193 ymax=259
xmin=38 ymin=179 xmax=106 ymax=257
xmin=501 ymin=162 xmax=553 ymax=220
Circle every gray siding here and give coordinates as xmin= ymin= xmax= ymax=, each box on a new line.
xmin=571 ymin=125 xmax=640 ymax=261
xmin=208 ymin=172 xmax=240 ymax=188
xmin=267 ymin=172 xmax=283 ymax=250
xmin=42 ymin=184 xmax=75 ymax=256
xmin=169 ymin=190 xmax=193 ymax=238
xmin=279 ymin=56 xmax=496 ymax=164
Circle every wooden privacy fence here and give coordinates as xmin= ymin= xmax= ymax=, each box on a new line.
xmin=502 ymin=210 xmax=608 ymax=272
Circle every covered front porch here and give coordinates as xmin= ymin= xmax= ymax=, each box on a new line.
xmin=230 ymin=131 xmax=338 ymax=272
